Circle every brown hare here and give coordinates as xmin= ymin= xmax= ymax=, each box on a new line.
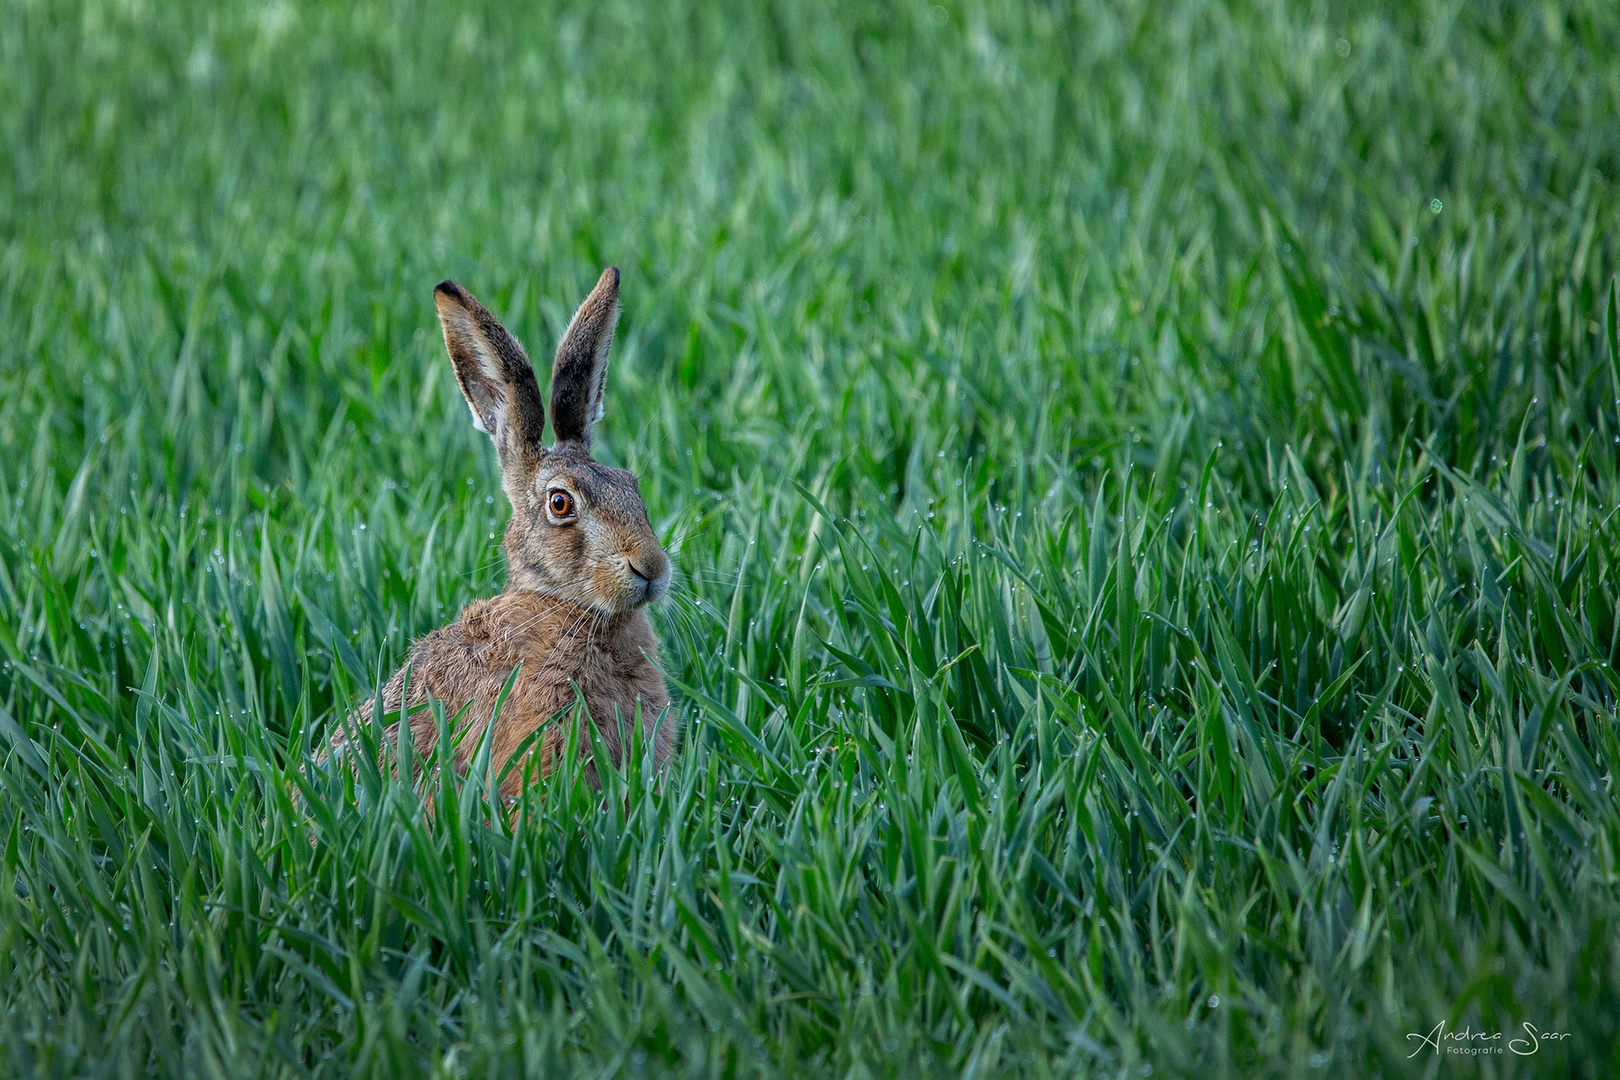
xmin=335 ymin=268 xmax=675 ymax=798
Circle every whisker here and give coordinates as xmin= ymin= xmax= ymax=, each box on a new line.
xmin=663 ymin=591 xmax=726 ymax=624
xmin=457 ymin=555 xmax=508 ymax=582
xmin=672 ymin=570 xmax=746 ymax=586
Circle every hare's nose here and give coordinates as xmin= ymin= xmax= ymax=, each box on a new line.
xmin=627 ymin=548 xmax=669 ymax=586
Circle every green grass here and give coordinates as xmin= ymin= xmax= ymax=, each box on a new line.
xmin=2 ymin=0 xmax=1620 ymax=1075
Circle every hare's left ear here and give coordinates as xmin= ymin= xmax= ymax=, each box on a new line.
xmin=549 ymin=266 xmax=620 ymax=449
xmin=434 ymin=280 xmax=547 ymax=483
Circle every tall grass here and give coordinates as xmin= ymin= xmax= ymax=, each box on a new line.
xmin=2 ymin=0 xmax=1619 ymax=1075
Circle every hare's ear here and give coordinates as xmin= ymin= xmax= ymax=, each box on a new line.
xmin=549 ymin=266 xmax=620 ymax=449
xmin=434 ymin=281 xmax=547 ymax=477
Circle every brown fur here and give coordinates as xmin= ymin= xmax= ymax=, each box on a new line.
xmin=374 ymin=594 xmax=671 ymax=798
xmin=331 ymin=268 xmax=676 ymax=797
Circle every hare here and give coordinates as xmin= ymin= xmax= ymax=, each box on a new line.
xmin=334 ymin=268 xmax=675 ymax=798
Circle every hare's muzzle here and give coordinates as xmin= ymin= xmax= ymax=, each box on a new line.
xmin=626 ymin=547 xmax=671 ymax=605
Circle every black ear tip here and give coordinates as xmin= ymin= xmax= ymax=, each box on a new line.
xmin=434 ymin=280 xmax=464 ymax=301
xmin=606 ymin=266 xmax=620 ymax=286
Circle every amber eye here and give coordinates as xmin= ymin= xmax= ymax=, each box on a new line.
xmin=548 ymin=490 xmax=575 ymax=518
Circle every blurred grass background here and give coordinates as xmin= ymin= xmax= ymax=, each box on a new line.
xmin=2 ymin=0 xmax=1619 ymax=1076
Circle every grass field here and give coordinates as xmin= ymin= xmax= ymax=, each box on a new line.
xmin=3 ymin=0 xmax=1620 ymax=1075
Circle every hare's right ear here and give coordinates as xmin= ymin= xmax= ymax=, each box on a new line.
xmin=549 ymin=267 xmax=620 ymax=449
xmin=434 ymin=281 xmax=547 ymax=479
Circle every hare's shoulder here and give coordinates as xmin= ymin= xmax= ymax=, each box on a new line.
xmin=390 ymin=593 xmax=584 ymax=703
xmin=446 ymin=591 xmax=600 ymax=663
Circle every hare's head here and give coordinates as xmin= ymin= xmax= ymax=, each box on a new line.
xmin=433 ymin=268 xmax=669 ymax=614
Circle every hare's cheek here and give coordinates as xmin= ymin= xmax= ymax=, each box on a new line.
xmin=554 ymin=521 xmax=592 ymax=573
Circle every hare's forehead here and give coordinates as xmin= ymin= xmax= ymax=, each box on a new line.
xmin=534 ymin=461 xmax=639 ymax=506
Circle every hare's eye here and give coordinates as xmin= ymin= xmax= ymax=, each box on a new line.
xmin=548 ymin=490 xmax=575 ymax=518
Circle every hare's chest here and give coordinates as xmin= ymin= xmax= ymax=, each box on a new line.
xmin=494 ymin=630 xmax=653 ymax=712
xmin=558 ymin=642 xmax=663 ymax=720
